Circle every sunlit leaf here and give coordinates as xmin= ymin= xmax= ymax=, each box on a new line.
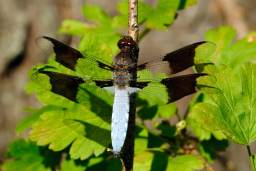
xmin=27 ymin=72 xmax=112 ymax=159
xmin=60 ymin=160 xmax=84 ymax=171
xmin=167 ymin=155 xmax=204 ymax=171
xmin=187 ymin=102 xmax=226 ymax=140
xmin=196 ymin=26 xmax=256 ymax=67
xmin=138 ymin=83 xmax=169 ymax=106
xmin=197 ymin=63 xmax=256 ymax=144
xmin=29 ymin=105 xmax=111 ymax=160
xmin=113 ymin=0 xmax=153 ymax=27
xmin=134 ymin=151 xmax=154 ymax=171
xmin=82 ymin=5 xmax=111 ymax=25
xmin=146 ymin=0 xmax=179 ymax=29
xmin=16 ymin=108 xmax=46 ymax=133
xmin=59 ymin=20 xmax=88 ymax=36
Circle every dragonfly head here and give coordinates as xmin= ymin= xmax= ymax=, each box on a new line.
xmin=118 ymin=36 xmax=138 ymax=49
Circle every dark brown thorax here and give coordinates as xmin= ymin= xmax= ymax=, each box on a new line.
xmin=113 ymin=36 xmax=139 ymax=88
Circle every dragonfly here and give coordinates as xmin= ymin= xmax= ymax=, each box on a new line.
xmin=37 ymin=36 xmax=208 ymax=155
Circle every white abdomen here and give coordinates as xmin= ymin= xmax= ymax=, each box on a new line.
xmin=111 ymin=86 xmax=129 ymax=155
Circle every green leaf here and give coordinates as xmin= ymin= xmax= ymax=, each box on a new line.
xmin=82 ymin=5 xmax=111 ymax=25
xmin=187 ymin=102 xmax=226 ymax=140
xmin=150 ymin=152 xmax=169 ymax=171
xmin=60 ymin=160 xmax=84 ymax=171
xmin=77 ymin=33 xmax=119 ymax=64
xmin=205 ymin=26 xmax=236 ymax=50
xmin=167 ymin=155 xmax=204 ymax=171
xmin=178 ymin=0 xmax=198 ymax=9
xmin=135 ymin=129 xmax=148 ymax=153
xmin=7 ymin=139 xmax=40 ymax=158
xmin=195 ymin=26 xmax=236 ymax=65
xmin=113 ymin=0 xmax=153 ymax=27
xmin=192 ymin=27 xmax=256 ymax=145
xmin=2 ymin=140 xmax=50 ymax=171
xmin=59 ymin=20 xmax=88 ymax=36
xmin=85 ymin=157 xmax=122 ymax=171
xmin=196 ymin=26 xmax=256 ymax=68
xmin=16 ymin=108 xmax=45 ymax=133
xmin=2 ymin=157 xmax=50 ymax=171
xmin=199 ymin=137 xmax=229 ymax=162
xmin=29 ymin=103 xmax=111 ymax=160
xmin=197 ymin=64 xmax=256 ymax=144
xmin=194 ymin=42 xmax=216 ymax=66
xmin=27 ymin=82 xmax=113 ymax=160
xmin=146 ymin=0 xmax=179 ymax=29
xmin=156 ymin=103 xmax=176 ymax=119
xmin=223 ymin=38 xmax=256 ymax=67
xmin=134 ymin=151 xmax=154 ymax=171
xmin=251 ymin=154 xmax=256 ymax=171
xmin=138 ymin=82 xmax=169 ymax=106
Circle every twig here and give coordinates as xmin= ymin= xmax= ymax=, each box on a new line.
xmin=121 ymin=1 xmax=139 ymax=171
xmin=246 ymin=145 xmax=256 ymax=171
xmin=128 ymin=0 xmax=139 ymax=42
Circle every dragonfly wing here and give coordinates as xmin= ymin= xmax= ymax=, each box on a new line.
xmin=43 ymin=36 xmax=114 ymax=71
xmin=38 ymin=69 xmax=114 ymax=101
xmin=38 ymin=70 xmax=84 ymax=101
xmin=161 ymin=73 xmax=206 ymax=102
xmin=135 ymin=73 xmax=206 ymax=103
xmin=137 ymin=41 xmax=206 ymax=74
xmin=163 ymin=41 xmax=206 ymax=73
xmin=94 ymin=80 xmax=114 ymax=88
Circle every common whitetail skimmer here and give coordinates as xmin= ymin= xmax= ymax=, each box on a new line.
xmin=37 ymin=36 xmax=208 ymax=155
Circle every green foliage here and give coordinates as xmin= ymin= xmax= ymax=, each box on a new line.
xmin=27 ymin=74 xmax=112 ymax=159
xmin=166 ymin=155 xmax=204 ymax=171
xmin=190 ymin=26 xmax=256 ymax=145
xmin=114 ymin=0 xmax=197 ymax=30
xmin=60 ymin=160 xmax=84 ymax=171
xmin=199 ymin=137 xmax=229 ymax=162
xmin=2 ymin=140 xmax=53 ymax=171
xmin=4 ymin=0 xmax=256 ymax=171
xmin=16 ymin=108 xmax=45 ymax=133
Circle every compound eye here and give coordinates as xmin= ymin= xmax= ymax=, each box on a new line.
xmin=117 ymin=36 xmax=137 ymax=49
xmin=118 ymin=39 xmax=127 ymax=49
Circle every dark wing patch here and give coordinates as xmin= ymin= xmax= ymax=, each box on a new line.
xmin=97 ymin=61 xmax=115 ymax=71
xmin=137 ymin=41 xmax=206 ymax=74
xmin=163 ymin=41 xmax=206 ymax=73
xmin=43 ymin=36 xmax=83 ymax=70
xmin=130 ymin=81 xmax=150 ymax=89
xmin=161 ymin=73 xmax=206 ymax=103
xmin=38 ymin=70 xmax=84 ymax=102
xmin=94 ymin=80 xmax=114 ymax=88
xmin=43 ymin=36 xmax=114 ymax=71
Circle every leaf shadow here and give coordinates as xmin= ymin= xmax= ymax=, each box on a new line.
xmin=150 ymin=152 xmax=168 ymax=171
xmin=80 ymin=87 xmax=112 ymax=124
xmin=178 ymin=0 xmax=188 ymax=10
xmin=65 ymin=119 xmax=111 ymax=147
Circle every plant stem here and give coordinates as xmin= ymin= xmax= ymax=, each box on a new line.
xmin=246 ymin=145 xmax=256 ymax=171
xmin=121 ymin=1 xmax=138 ymax=171
xmin=128 ymin=0 xmax=139 ymax=42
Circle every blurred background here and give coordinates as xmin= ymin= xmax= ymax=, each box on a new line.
xmin=0 ymin=0 xmax=256 ymax=170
